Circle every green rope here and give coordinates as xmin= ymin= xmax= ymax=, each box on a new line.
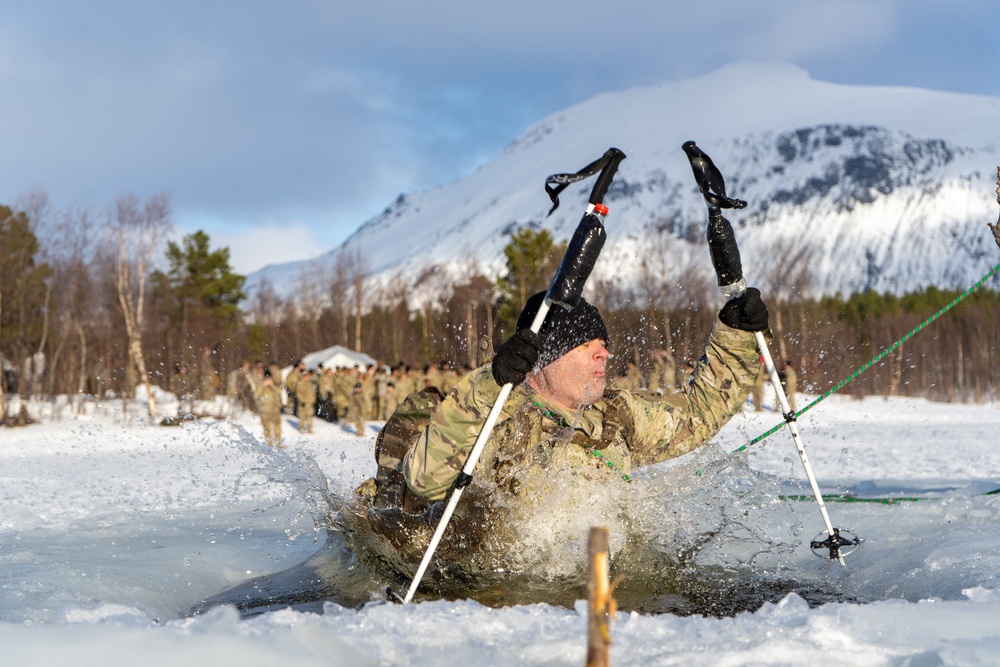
xmin=532 ymin=400 xmax=632 ymax=482
xmin=780 ymin=493 xmax=925 ymax=506
xmin=588 ymin=449 xmax=632 ymax=482
xmin=741 ymin=262 xmax=1000 ymax=452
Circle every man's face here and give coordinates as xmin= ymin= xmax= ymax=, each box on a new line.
xmin=533 ymin=338 xmax=608 ymax=410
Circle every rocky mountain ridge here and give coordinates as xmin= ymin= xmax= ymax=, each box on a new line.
xmin=246 ymin=62 xmax=1000 ymax=302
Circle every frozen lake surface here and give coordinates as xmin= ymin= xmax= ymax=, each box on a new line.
xmin=3 ymin=390 xmax=1000 ymax=666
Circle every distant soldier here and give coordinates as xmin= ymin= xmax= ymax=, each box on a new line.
xmin=267 ymin=361 xmax=282 ymax=388
xmin=393 ymin=365 xmax=415 ymax=399
xmin=361 ymin=367 xmax=377 ymax=420
xmin=255 ymin=371 xmax=284 ymax=447
xmin=624 ymin=360 xmax=644 ymax=393
xmin=251 ymin=361 xmax=266 ymax=394
xmin=350 ymin=375 xmax=367 ymax=437
xmin=421 ymin=363 xmax=441 ymax=392
xmin=383 ymin=380 xmax=400 ymax=419
xmin=439 ymin=362 xmax=461 ymax=396
xmin=751 ymin=364 xmax=766 ymax=412
xmin=318 ymin=367 xmax=337 ymax=422
xmin=285 ymin=361 xmax=304 ymax=416
xmin=227 ymin=359 xmax=255 ymax=413
xmin=375 ymin=367 xmax=390 ymax=420
xmin=780 ymin=359 xmax=798 ymax=413
xmin=610 ymin=369 xmax=630 ymax=392
xmin=647 ymin=348 xmax=676 ymax=396
xmin=226 ymin=360 xmax=245 ymax=399
xmin=296 ymin=369 xmax=318 ymax=434
xmin=333 ymin=368 xmax=353 ymax=422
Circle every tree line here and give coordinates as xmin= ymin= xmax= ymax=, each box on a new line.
xmin=3 ymin=193 xmax=1000 ymax=423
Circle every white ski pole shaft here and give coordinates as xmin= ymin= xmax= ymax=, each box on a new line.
xmin=683 ymin=140 xmax=850 ymax=564
xmin=756 ymin=332 xmax=843 ymax=565
xmin=403 ymin=149 xmax=624 ymax=603
xmin=403 ymin=301 xmax=550 ymax=603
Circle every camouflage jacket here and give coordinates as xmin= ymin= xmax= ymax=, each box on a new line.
xmin=318 ymin=372 xmax=335 ymax=400
xmin=255 ymin=383 xmax=283 ymax=415
xmin=295 ymin=376 xmax=318 ymax=405
xmin=285 ymin=370 xmax=302 ymax=394
xmin=403 ymin=320 xmax=765 ymax=502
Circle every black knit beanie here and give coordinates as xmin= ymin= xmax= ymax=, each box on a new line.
xmin=516 ymin=291 xmax=609 ymax=368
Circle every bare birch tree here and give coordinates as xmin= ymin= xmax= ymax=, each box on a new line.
xmin=752 ymin=234 xmax=818 ymax=361
xmin=636 ymin=227 xmax=689 ymax=384
xmin=113 ymin=194 xmax=172 ymax=418
xmin=373 ymin=268 xmax=415 ymax=365
xmin=296 ymin=258 xmax=330 ymax=352
xmin=47 ymin=204 xmax=102 ymax=414
xmin=344 ymin=248 xmax=370 ymax=351
xmin=329 ymin=251 xmax=351 ymax=346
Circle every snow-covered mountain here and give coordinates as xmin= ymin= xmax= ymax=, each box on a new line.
xmin=247 ymin=62 xmax=1000 ymax=301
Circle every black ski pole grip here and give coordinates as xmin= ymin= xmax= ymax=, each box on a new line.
xmin=588 ymin=148 xmax=627 ymax=206
xmin=547 ymin=213 xmax=607 ymax=308
xmin=707 ymin=207 xmax=744 ymax=288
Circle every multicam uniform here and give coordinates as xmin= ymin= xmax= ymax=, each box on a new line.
xmin=285 ymin=367 xmax=302 ymax=416
xmin=401 ymin=320 xmax=765 ymax=503
xmin=350 ymin=378 xmax=367 ymax=436
xmin=255 ymin=381 xmax=284 ymax=447
xmin=647 ymin=353 xmax=676 ymax=396
xmin=318 ymin=369 xmax=337 ymax=421
xmin=296 ymin=374 xmax=318 ymax=434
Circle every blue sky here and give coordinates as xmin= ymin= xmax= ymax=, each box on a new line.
xmin=1 ymin=1 xmax=998 ymax=274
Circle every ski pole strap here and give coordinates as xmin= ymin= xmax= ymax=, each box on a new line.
xmin=545 ymin=148 xmax=626 ymax=216
xmin=741 ymin=261 xmax=1000 ymax=451
xmin=682 ymin=141 xmax=747 ymax=210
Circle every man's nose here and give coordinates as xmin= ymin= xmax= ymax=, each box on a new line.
xmin=594 ymin=343 xmax=609 ymax=360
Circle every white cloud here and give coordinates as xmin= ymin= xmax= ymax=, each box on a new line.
xmin=203 ymin=222 xmax=329 ymax=276
xmin=1 ymin=0 xmax=997 ymax=277
xmin=732 ymin=2 xmax=896 ymax=62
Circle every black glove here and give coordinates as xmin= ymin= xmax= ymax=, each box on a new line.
xmin=719 ymin=287 xmax=769 ymax=331
xmin=491 ymin=328 xmax=543 ymax=386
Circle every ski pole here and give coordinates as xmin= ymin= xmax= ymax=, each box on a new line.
xmin=682 ymin=141 xmax=859 ymax=564
xmin=400 ymin=148 xmax=627 ymax=603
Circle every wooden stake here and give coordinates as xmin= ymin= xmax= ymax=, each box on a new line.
xmin=586 ymin=526 xmax=614 ymax=667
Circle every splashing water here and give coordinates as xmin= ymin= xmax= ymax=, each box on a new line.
xmin=208 ymin=439 xmax=842 ymax=617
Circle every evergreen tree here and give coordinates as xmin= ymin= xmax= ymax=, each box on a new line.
xmin=0 ymin=204 xmax=52 ymax=403
xmin=153 ymin=230 xmax=246 ymax=366
xmin=493 ymin=227 xmax=566 ymax=340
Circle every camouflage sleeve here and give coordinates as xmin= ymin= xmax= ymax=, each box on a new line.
xmin=625 ymin=319 xmax=767 ymax=466
xmin=403 ymin=364 xmax=508 ymax=501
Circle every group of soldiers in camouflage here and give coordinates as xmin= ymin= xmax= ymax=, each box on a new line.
xmin=226 ymin=357 xmax=473 ymax=446
xmin=749 ymin=357 xmax=799 ymax=413
xmin=609 ymin=347 xmax=799 ymax=413
xmin=607 ymin=348 xmax=679 ymax=396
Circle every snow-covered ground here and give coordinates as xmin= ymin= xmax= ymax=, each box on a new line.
xmin=3 ymin=387 xmax=1000 ymax=666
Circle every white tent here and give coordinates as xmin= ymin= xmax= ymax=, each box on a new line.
xmin=298 ymin=345 xmax=378 ymax=372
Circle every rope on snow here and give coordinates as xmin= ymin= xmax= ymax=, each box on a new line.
xmin=742 ymin=259 xmax=1000 ymax=451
